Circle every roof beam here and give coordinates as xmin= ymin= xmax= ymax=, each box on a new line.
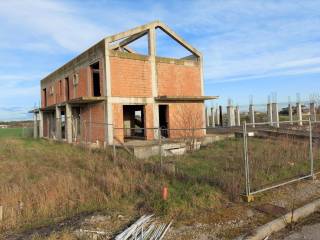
xmin=106 ymin=21 xmax=158 ymax=43
xmin=109 ymin=30 xmax=148 ymax=50
xmin=156 ymin=22 xmax=202 ymax=57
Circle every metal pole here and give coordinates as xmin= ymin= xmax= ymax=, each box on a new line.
xmin=243 ymin=121 xmax=250 ymax=196
xmin=309 ymin=118 xmax=314 ymax=178
xmin=158 ymin=127 xmax=162 ymax=172
xmin=112 ymin=125 xmax=116 ymax=161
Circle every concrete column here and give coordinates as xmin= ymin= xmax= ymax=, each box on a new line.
xmin=310 ymin=102 xmax=317 ymax=122
xmin=288 ymin=104 xmax=293 ymax=125
xmin=272 ymin=103 xmax=279 ymax=128
xmin=55 ymin=106 xmax=62 ymax=140
xmin=267 ymin=103 xmax=273 ymax=126
xmin=235 ymin=106 xmax=241 ymax=126
xmin=66 ymin=103 xmax=73 ymax=143
xmin=227 ymin=105 xmax=235 ymax=127
xmin=33 ymin=113 xmax=38 ymax=138
xmin=210 ymin=107 xmax=215 ymax=127
xmin=104 ymin=40 xmax=114 ymax=145
xmin=296 ymin=102 xmax=303 ymax=126
xmin=39 ymin=111 xmax=44 ymax=138
xmin=249 ymin=104 xmax=255 ymax=128
xmin=215 ymin=107 xmax=220 ymax=126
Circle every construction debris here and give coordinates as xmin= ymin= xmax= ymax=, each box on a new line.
xmin=115 ymin=215 xmax=173 ymax=240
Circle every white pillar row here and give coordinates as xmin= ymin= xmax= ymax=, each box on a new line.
xmin=296 ymin=102 xmax=303 ymax=126
xmin=310 ymin=102 xmax=317 ymax=122
xmin=267 ymin=103 xmax=273 ymax=126
xmin=66 ymin=103 xmax=73 ymax=143
xmin=249 ymin=104 xmax=255 ymax=128
xmin=227 ymin=105 xmax=235 ymax=127
xmin=215 ymin=106 xmax=220 ymax=126
xmin=210 ymin=107 xmax=215 ymax=127
xmin=288 ymin=104 xmax=293 ymax=125
xmin=272 ymin=102 xmax=279 ymax=128
xmin=33 ymin=112 xmax=38 ymax=138
xmin=235 ymin=106 xmax=241 ymax=126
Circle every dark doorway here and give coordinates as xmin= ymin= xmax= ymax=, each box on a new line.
xmin=42 ymin=88 xmax=47 ymax=107
xmin=123 ymin=105 xmax=145 ymax=139
xmin=91 ymin=62 xmax=101 ymax=97
xmin=65 ymin=77 xmax=70 ymax=101
xmin=159 ymin=105 xmax=168 ymax=138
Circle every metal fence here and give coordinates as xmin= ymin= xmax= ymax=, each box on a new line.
xmin=242 ymin=119 xmax=319 ymax=199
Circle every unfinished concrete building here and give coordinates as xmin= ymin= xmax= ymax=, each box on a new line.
xmin=32 ymin=21 xmax=216 ymax=146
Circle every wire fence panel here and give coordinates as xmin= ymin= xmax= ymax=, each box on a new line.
xmin=243 ymin=120 xmax=314 ymax=196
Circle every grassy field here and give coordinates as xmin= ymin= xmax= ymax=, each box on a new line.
xmin=0 ymin=127 xmax=33 ymax=139
xmin=0 ymin=130 xmax=319 ymax=237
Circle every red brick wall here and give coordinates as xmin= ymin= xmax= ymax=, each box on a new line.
xmin=157 ymin=62 xmax=201 ymax=97
xmin=110 ymin=56 xmax=152 ymax=97
xmin=167 ymin=102 xmax=205 ymax=138
xmin=80 ymin=102 xmax=105 ymax=144
xmin=112 ymin=104 xmax=124 ymax=143
xmin=144 ymin=104 xmax=154 ymax=140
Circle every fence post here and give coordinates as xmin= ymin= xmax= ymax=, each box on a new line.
xmin=243 ymin=121 xmax=253 ymax=202
xmin=158 ymin=127 xmax=162 ymax=173
xmin=112 ymin=125 xmax=116 ymax=161
xmin=309 ymin=118 xmax=314 ymax=179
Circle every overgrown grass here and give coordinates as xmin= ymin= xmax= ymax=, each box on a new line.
xmin=0 ymin=128 xmax=24 ymax=138
xmin=0 ymin=131 xmax=318 ymax=235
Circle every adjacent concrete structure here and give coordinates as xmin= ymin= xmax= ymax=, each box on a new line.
xmin=32 ymin=21 xmax=217 ymax=145
xmin=297 ymin=102 xmax=303 ymax=126
xmin=272 ymin=102 xmax=279 ymax=128
xmin=227 ymin=105 xmax=235 ymax=127
xmin=249 ymin=104 xmax=255 ymax=128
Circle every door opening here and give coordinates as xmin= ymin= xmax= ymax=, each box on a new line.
xmin=91 ymin=62 xmax=101 ymax=97
xmin=123 ymin=105 xmax=145 ymax=139
xmin=159 ymin=105 xmax=169 ymax=138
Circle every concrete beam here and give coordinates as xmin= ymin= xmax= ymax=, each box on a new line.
xmin=110 ymin=30 xmax=148 ymax=50
xmin=66 ymin=103 xmax=73 ymax=143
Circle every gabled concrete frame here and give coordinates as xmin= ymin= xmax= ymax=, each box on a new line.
xmin=35 ymin=21 xmax=206 ymax=145
xmin=103 ymin=21 xmax=205 ymax=144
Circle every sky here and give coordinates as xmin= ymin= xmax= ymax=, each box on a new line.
xmin=0 ymin=0 xmax=319 ymax=121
